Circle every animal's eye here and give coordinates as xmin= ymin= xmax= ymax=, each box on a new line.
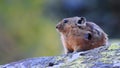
xmin=84 ymin=33 xmax=92 ymax=40
xmin=63 ymin=19 xmax=68 ymax=23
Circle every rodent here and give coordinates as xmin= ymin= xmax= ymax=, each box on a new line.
xmin=56 ymin=16 xmax=108 ymax=54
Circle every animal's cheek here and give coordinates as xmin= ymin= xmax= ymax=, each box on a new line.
xmin=64 ymin=24 xmax=72 ymax=30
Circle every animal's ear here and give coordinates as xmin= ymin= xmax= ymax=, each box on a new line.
xmin=77 ymin=17 xmax=86 ymax=24
xmin=81 ymin=17 xmax=86 ymax=23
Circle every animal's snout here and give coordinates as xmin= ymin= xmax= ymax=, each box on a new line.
xmin=56 ymin=24 xmax=64 ymax=32
xmin=56 ymin=24 xmax=62 ymax=29
xmin=56 ymin=25 xmax=59 ymax=29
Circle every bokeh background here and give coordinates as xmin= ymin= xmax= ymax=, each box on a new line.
xmin=0 ymin=0 xmax=120 ymax=64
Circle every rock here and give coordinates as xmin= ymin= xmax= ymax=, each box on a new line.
xmin=1 ymin=43 xmax=120 ymax=68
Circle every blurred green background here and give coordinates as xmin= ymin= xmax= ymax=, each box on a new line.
xmin=0 ymin=0 xmax=120 ymax=64
xmin=0 ymin=0 xmax=61 ymax=64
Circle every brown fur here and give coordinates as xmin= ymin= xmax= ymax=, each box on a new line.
xmin=56 ymin=17 xmax=108 ymax=54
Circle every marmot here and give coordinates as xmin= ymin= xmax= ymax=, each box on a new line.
xmin=56 ymin=17 xmax=108 ymax=54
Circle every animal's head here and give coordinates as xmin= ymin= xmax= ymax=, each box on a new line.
xmin=56 ymin=17 xmax=86 ymax=34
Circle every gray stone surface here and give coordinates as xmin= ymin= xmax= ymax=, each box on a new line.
xmin=1 ymin=43 xmax=120 ymax=68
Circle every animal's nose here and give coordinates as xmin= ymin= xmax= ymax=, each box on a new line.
xmin=56 ymin=25 xmax=60 ymax=29
xmin=56 ymin=24 xmax=62 ymax=29
xmin=56 ymin=26 xmax=58 ymax=28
